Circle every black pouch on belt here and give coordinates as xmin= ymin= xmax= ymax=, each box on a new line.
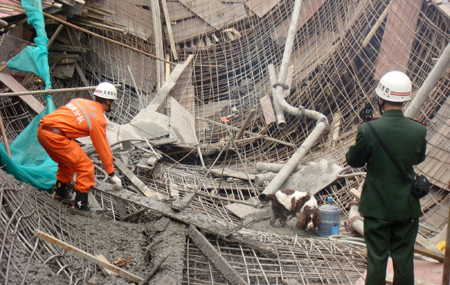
xmin=412 ymin=174 xmax=430 ymax=199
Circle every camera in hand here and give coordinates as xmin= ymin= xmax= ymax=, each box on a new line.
xmin=360 ymin=103 xmax=374 ymax=122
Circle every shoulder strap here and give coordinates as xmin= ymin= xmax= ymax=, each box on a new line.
xmin=366 ymin=121 xmax=413 ymax=184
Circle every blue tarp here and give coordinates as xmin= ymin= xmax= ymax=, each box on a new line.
xmin=0 ymin=0 xmax=57 ymax=189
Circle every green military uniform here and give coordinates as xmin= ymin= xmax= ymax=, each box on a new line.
xmin=346 ymin=109 xmax=427 ymax=285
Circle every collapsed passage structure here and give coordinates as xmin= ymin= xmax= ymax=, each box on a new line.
xmin=0 ymin=0 xmax=449 ymax=284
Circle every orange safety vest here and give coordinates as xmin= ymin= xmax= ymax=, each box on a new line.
xmin=40 ymin=98 xmax=114 ymax=175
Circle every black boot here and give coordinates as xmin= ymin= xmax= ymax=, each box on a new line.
xmin=70 ymin=191 xmax=91 ymax=216
xmin=53 ymin=180 xmax=71 ymax=201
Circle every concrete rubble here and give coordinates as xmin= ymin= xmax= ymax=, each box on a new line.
xmin=1 ymin=0 xmax=450 ymax=284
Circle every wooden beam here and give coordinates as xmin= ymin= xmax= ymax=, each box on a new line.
xmin=114 ymin=159 xmax=165 ymax=200
xmin=349 ymin=188 xmax=361 ymax=201
xmin=74 ymin=63 xmax=94 ymax=100
xmin=188 ymin=226 xmax=247 ymax=285
xmin=0 ymin=62 xmax=7 ymax=72
xmin=0 ymin=73 xmax=44 ymax=114
xmin=47 ymin=24 xmax=64 ymax=49
xmin=236 ymin=109 xmax=256 ymax=140
xmin=0 ymin=113 xmax=11 ymax=157
xmin=208 ymin=168 xmax=255 ymax=180
xmin=414 ymin=245 xmax=444 ymax=263
xmin=43 ymin=12 xmax=175 ymax=66
xmin=362 ymin=3 xmax=390 ymax=48
xmin=151 ymin=0 xmax=164 ymax=90
xmin=34 ymin=230 xmax=144 ymax=283
xmin=161 ymin=0 xmax=178 ymax=60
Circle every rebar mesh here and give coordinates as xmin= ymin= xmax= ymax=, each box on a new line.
xmin=1 ymin=0 xmax=450 ymax=284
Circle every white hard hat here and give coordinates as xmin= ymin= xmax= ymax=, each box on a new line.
xmin=93 ymin=82 xmax=117 ymax=100
xmin=375 ymin=71 xmax=412 ymax=102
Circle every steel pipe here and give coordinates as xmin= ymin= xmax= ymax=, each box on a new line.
xmin=405 ymin=42 xmax=450 ymax=118
xmin=258 ymin=118 xmax=328 ymax=201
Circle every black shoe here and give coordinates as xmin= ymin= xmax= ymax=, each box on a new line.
xmin=53 ymin=180 xmax=72 ymax=201
xmin=69 ymin=191 xmax=92 ymax=216
xmin=69 ymin=205 xmax=92 ymax=216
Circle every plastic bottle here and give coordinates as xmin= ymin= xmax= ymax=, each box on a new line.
xmin=317 ymin=196 xmax=340 ymax=237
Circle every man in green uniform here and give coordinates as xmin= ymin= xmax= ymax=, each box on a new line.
xmin=346 ymin=71 xmax=427 ymax=284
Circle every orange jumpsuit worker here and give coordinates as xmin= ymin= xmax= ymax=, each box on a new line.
xmin=37 ymin=82 xmax=122 ymax=213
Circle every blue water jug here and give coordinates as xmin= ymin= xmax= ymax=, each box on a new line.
xmin=317 ymin=197 xmax=340 ymax=237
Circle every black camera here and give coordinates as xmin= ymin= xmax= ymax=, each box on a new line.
xmin=360 ymin=103 xmax=373 ymax=122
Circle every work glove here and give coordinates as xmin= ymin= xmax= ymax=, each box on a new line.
xmin=109 ymin=173 xmax=122 ymax=190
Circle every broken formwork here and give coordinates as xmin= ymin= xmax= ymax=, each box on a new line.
xmin=1 ymin=0 xmax=450 ymax=284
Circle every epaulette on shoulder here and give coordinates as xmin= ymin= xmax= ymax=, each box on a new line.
xmin=408 ymin=117 xmax=425 ymax=126
xmin=358 ymin=117 xmax=380 ymax=125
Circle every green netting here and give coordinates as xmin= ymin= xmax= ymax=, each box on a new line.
xmin=0 ymin=0 xmax=57 ymax=189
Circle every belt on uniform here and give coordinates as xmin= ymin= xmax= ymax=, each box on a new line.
xmin=41 ymin=125 xmax=66 ymax=137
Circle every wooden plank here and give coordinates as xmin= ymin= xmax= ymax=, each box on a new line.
xmin=96 ymin=254 xmax=115 ymax=277
xmin=415 ymin=233 xmax=445 ymax=255
xmin=48 ymin=42 xmax=87 ymax=53
xmin=0 ymin=73 xmax=44 ymax=114
xmin=349 ymin=188 xmax=361 ymax=201
xmin=375 ymin=0 xmax=422 ymax=78
xmin=362 ymin=3 xmax=391 ymax=48
xmin=245 ymin=0 xmax=281 ymax=18
xmin=236 ymin=109 xmax=256 ymax=140
xmin=34 ymin=230 xmax=144 ymax=283
xmin=161 ymin=0 xmax=179 ymax=60
xmin=47 ymin=24 xmax=64 ymax=49
xmin=147 ymin=55 xmax=194 ymax=112
xmin=188 ymin=226 xmax=248 ymax=285
xmin=414 ymin=245 xmax=444 ymax=263
xmin=114 ymin=159 xmax=165 ymax=200
xmin=151 ymin=0 xmax=164 ymax=90
xmin=260 ymin=94 xmax=276 ymax=125
xmin=178 ymin=0 xmax=247 ymax=30
xmin=0 ymin=62 xmax=7 ymax=72
xmin=94 ymin=181 xmax=236 ymax=237
xmin=209 ymin=168 xmax=255 ymax=180
xmin=74 ymin=63 xmax=94 ymax=100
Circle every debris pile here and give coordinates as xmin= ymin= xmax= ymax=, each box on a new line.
xmin=1 ymin=0 xmax=450 ymax=284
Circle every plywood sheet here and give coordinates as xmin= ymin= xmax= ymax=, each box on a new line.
xmin=178 ymin=0 xmax=247 ymax=30
xmin=245 ymin=0 xmax=281 ymax=18
xmin=273 ymin=0 xmax=325 ymax=43
xmin=169 ymin=17 xmax=215 ymax=43
xmin=167 ymin=1 xmax=195 ymax=21
xmin=374 ymin=0 xmax=422 ymax=79
xmin=104 ymin=0 xmax=153 ymax=40
xmin=417 ymin=96 xmax=450 ymax=190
